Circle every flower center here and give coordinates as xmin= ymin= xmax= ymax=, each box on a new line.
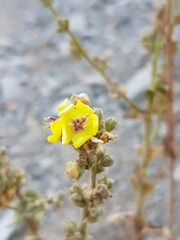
xmin=71 ymin=116 xmax=88 ymax=132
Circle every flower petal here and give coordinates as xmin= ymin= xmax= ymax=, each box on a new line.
xmin=57 ymin=98 xmax=70 ymax=111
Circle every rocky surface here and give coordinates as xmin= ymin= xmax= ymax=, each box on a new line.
xmin=0 ymin=0 xmax=180 ymax=240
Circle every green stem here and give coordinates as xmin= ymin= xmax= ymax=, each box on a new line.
xmin=134 ymin=94 xmax=152 ymax=239
xmin=79 ymin=207 xmax=88 ymax=238
xmin=90 ymin=156 xmax=97 ymax=189
xmin=46 ymin=3 xmax=143 ymax=112
xmin=151 ymin=33 xmax=162 ymax=89
xmin=150 ymin=113 xmax=162 ymax=143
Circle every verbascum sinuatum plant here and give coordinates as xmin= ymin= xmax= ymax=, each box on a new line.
xmin=44 ymin=93 xmax=117 ymax=239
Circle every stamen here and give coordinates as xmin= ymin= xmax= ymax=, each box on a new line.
xmin=43 ymin=125 xmax=50 ymax=130
xmin=48 ymin=116 xmax=57 ymax=122
xmin=71 ymin=116 xmax=88 ymax=132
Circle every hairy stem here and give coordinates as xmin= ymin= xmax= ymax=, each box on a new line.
xmin=166 ymin=0 xmax=175 ymax=239
xmin=79 ymin=207 xmax=88 ymax=238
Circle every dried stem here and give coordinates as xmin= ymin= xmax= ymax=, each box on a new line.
xmin=134 ymin=100 xmax=152 ymax=240
xmin=165 ymin=0 xmax=175 ymax=239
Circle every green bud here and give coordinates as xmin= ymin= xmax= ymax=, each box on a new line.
xmin=97 ymin=175 xmax=107 ymax=185
xmin=107 ymin=178 xmax=115 ymax=190
xmin=95 ymin=129 xmax=106 ymax=138
xmin=40 ymin=0 xmax=53 ymax=7
xmin=96 ymin=165 xmax=105 ymax=174
xmin=94 ymin=108 xmax=104 ymax=122
xmin=0 ymin=146 xmax=6 ymax=157
xmin=70 ymin=39 xmax=83 ymax=60
xmin=70 ymin=193 xmax=86 ymax=208
xmin=100 ymin=154 xmax=114 ymax=167
xmin=105 ymin=116 xmax=118 ymax=132
xmin=88 ymin=206 xmax=104 ymax=223
xmin=24 ymin=236 xmax=38 ymax=240
xmin=72 ymin=183 xmax=83 ymax=195
xmin=56 ymin=17 xmax=69 ymax=32
xmin=86 ymin=235 xmax=95 ymax=240
xmin=25 ymin=190 xmax=38 ymax=198
xmin=52 ymin=191 xmax=62 ymax=208
xmin=63 ymin=218 xmax=77 ymax=236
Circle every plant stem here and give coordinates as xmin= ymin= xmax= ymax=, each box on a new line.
xmin=80 ymin=207 xmax=88 ymax=238
xmin=134 ymin=100 xmax=152 ymax=240
xmin=150 ymin=113 xmax=162 ymax=143
xmin=151 ymin=33 xmax=162 ymax=89
xmin=46 ymin=3 xmax=143 ymax=113
xmin=166 ymin=0 xmax=175 ymax=239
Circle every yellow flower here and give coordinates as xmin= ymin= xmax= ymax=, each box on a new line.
xmin=59 ymin=100 xmax=98 ymax=148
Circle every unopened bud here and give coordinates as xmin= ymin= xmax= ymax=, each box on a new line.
xmin=70 ymin=193 xmax=86 ymax=208
xmin=107 ymin=178 xmax=115 ymax=190
xmin=70 ymin=93 xmax=90 ymax=105
xmin=56 ymin=17 xmax=69 ymax=32
xmin=96 ymin=165 xmax=105 ymax=174
xmin=63 ymin=218 xmax=77 ymax=236
xmin=24 ymin=236 xmax=38 ymax=240
xmin=97 ymin=175 xmax=107 ymax=185
xmin=100 ymin=154 xmax=114 ymax=167
xmin=94 ymin=108 xmax=104 ymax=122
xmin=88 ymin=206 xmax=104 ymax=223
xmin=72 ymin=183 xmax=83 ymax=195
xmin=40 ymin=0 xmax=53 ymax=7
xmin=25 ymin=190 xmax=38 ymax=198
xmin=70 ymin=39 xmax=83 ymax=60
xmin=66 ymin=160 xmax=85 ymax=180
xmin=105 ymin=116 xmax=118 ymax=132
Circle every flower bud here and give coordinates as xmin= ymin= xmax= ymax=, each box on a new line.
xmin=24 ymin=236 xmax=38 ymax=240
xmin=66 ymin=160 xmax=85 ymax=180
xmin=70 ymin=39 xmax=83 ymax=60
xmin=56 ymin=17 xmax=69 ymax=32
xmin=88 ymin=206 xmax=104 ymax=223
xmin=70 ymin=193 xmax=86 ymax=208
xmin=72 ymin=183 xmax=83 ymax=195
xmin=100 ymin=154 xmax=114 ymax=167
xmin=107 ymin=178 xmax=115 ymax=190
xmin=25 ymin=190 xmax=38 ymax=198
xmin=94 ymin=108 xmax=104 ymax=122
xmin=97 ymin=175 xmax=107 ymax=185
xmin=105 ymin=116 xmax=118 ymax=132
xmin=95 ymin=129 xmax=106 ymax=139
xmin=95 ymin=165 xmax=105 ymax=174
xmin=40 ymin=0 xmax=53 ymax=7
xmin=63 ymin=218 xmax=77 ymax=236
xmin=86 ymin=235 xmax=95 ymax=240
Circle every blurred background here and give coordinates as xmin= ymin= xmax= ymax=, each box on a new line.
xmin=0 ymin=0 xmax=180 ymax=239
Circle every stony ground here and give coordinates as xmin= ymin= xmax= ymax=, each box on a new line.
xmin=0 ymin=0 xmax=180 ymax=240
